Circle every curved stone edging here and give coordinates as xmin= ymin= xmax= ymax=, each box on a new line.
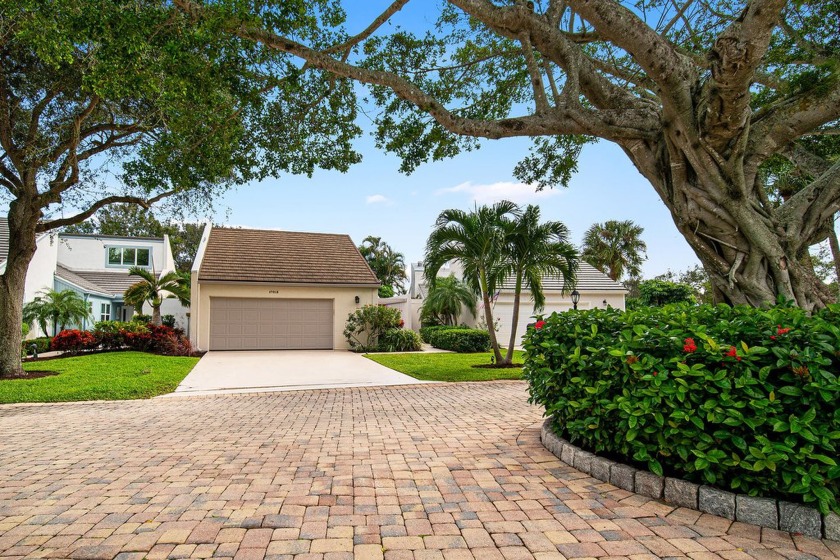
xmin=540 ymin=418 xmax=839 ymax=541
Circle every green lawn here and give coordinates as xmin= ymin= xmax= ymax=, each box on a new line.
xmin=0 ymin=351 xmax=199 ymax=404
xmin=365 ymin=350 xmax=525 ymax=382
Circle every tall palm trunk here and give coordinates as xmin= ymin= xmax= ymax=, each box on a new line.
xmin=479 ymin=269 xmax=503 ymax=364
xmin=151 ymin=305 xmax=162 ymax=325
xmin=829 ymin=216 xmax=840 ymax=300
xmin=504 ymin=271 xmax=523 ymax=365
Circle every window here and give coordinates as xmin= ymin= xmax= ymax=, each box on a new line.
xmin=100 ymin=303 xmax=111 ymax=322
xmin=107 ymin=246 xmax=151 ymax=267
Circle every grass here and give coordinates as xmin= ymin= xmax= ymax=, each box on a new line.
xmin=365 ymin=350 xmax=525 ymax=382
xmin=0 ymin=351 xmax=199 ymax=404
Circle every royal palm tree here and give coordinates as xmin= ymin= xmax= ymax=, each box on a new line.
xmin=123 ymin=267 xmax=190 ymax=325
xmin=502 ymin=205 xmax=578 ymax=364
xmin=422 ymin=275 xmax=477 ymax=326
xmin=424 ymin=201 xmax=519 ymax=364
xmin=581 ymin=220 xmax=647 ymax=282
xmin=359 ymin=236 xmax=408 ymax=295
xmin=22 ymin=289 xmax=91 ymax=337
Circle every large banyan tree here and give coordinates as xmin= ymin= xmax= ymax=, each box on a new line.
xmin=177 ymin=0 xmax=840 ymax=309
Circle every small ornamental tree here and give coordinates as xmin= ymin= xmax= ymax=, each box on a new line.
xmin=344 ymin=304 xmax=402 ymax=352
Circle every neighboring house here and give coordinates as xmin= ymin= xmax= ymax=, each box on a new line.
xmin=190 ymin=226 xmax=380 ymax=351
xmin=0 ymin=218 xmax=187 ymax=337
xmin=409 ymin=260 xmax=627 ymax=344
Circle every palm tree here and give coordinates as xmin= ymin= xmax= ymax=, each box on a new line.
xmin=502 ymin=205 xmax=578 ymax=363
xmin=358 ymin=236 xmax=408 ymax=295
xmin=123 ymin=267 xmax=190 ymax=325
xmin=22 ymin=289 xmax=91 ymax=337
xmin=581 ymin=220 xmax=647 ymax=282
xmin=425 ymin=201 xmax=519 ymax=364
xmin=422 ymin=275 xmax=477 ymax=326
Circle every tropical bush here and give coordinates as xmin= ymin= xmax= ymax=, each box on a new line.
xmin=344 ymin=304 xmax=403 ymax=352
xmin=52 ymin=330 xmax=99 ymax=354
xmin=524 ymin=303 xmax=840 ymax=514
xmin=132 ymin=313 xmax=152 ymax=324
xmin=161 ymin=314 xmax=177 ymax=328
xmin=637 ymin=279 xmax=695 ymax=307
xmin=21 ymin=323 xmax=29 ymax=337
xmin=419 ymin=324 xmax=461 ymax=344
xmin=378 ymin=328 xmax=422 ymax=352
xmin=93 ymin=321 xmax=149 ymax=350
xmin=428 ymin=328 xmax=491 ymax=353
xmin=23 ymin=337 xmax=52 ymax=355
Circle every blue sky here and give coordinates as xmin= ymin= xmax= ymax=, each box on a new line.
xmin=207 ymin=2 xmax=701 ymax=278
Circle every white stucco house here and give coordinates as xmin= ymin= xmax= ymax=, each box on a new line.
xmin=406 ymin=260 xmax=627 ymax=344
xmin=0 ymin=218 xmax=187 ymax=337
xmin=189 ymin=225 xmax=380 ymax=351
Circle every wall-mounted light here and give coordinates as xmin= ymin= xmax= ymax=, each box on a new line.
xmin=603 ymin=299 xmax=608 ymax=308
xmin=355 ymin=296 xmax=360 ymax=304
xmin=571 ymin=290 xmax=580 ymax=310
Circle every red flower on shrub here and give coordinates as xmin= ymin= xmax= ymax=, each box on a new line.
xmin=626 ymin=355 xmax=638 ymax=365
xmin=792 ymin=365 xmax=810 ymax=378
xmin=725 ymin=346 xmax=741 ymax=361
xmin=652 ymin=371 xmax=658 ymax=376
xmin=398 ymin=319 xmax=405 ymax=328
xmin=534 ymin=320 xmax=546 ymax=330
xmin=777 ymin=325 xmax=791 ymax=335
xmin=683 ymin=338 xmax=697 ymax=353
xmin=769 ymin=335 xmax=776 ymax=341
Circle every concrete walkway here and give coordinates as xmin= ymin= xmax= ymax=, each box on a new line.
xmin=0 ymin=382 xmax=837 ymax=560
xmin=172 ymin=350 xmax=431 ymax=395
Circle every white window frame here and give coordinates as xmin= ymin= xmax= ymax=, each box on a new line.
xmin=100 ymin=303 xmax=111 ymax=322
xmin=105 ymin=246 xmax=153 ymax=268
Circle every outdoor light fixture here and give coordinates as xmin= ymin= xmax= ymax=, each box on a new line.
xmin=603 ymin=299 xmax=608 ymax=308
xmin=571 ymin=290 xmax=580 ymax=310
xmin=354 ymin=296 xmax=360 ymax=304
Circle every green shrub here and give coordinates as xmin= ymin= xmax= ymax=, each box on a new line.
xmin=419 ymin=324 xmax=460 ymax=344
xmin=378 ymin=328 xmax=422 ymax=352
xmin=638 ymin=279 xmax=696 ymax=307
xmin=344 ymin=304 xmax=402 ymax=352
xmin=93 ymin=321 xmax=148 ymax=349
xmin=523 ymin=303 xmax=840 ymax=513
xmin=428 ymin=328 xmax=491 ymax=353
xmin=161 ymin=314 xmax=176 ymax=328
xmin=132 ymin=313 xmax=152 ymax=323
xmin=23 ymin=337 xmax=51 ymax=355
xmin=21 ymin=322 xmax=30 ymax=337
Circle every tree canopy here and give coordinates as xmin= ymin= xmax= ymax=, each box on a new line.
xmin=176 ymin=0 xmax=840 ymax=310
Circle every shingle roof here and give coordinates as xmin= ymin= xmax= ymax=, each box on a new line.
xmin=500 ymin=262 xmax=627 ymax=292
xmin=0 ymin=218 xmax=8 ymax=263
xmin=55 ymin=265 xmax=141 ymax=298
xmin=198 ymin=228 xmax=380 ymax=286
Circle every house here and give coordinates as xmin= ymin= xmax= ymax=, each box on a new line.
xmin=189 ymin=225 xmax=380 ymax=351
xmin=409 ymin=260 xmax=627 ymax=344
xmin=0 ymin=218 xmax=186 ymax=336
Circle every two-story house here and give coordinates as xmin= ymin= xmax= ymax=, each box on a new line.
xmin=0 ymin=218 xmax=188 ymax=337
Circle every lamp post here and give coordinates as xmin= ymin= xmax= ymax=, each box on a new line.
xmin=571 ymin=289 xmax=580 ymax=310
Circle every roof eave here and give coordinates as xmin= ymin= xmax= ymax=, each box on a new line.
xmin=196 ymin=279 xmax=381 ymax=288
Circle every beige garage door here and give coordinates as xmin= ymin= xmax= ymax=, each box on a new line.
xmin=209 ymin=298 xmax=334 ymax=350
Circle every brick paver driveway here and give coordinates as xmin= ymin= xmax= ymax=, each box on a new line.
xmin=1 ymin=382 xmax=837 ymax=560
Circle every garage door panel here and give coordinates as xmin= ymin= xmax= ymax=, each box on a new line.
xmin=209 ymin=297 xmax=334 ymax=350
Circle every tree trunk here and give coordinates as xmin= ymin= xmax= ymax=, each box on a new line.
xmin=479 ymin=269 xmax=504 ymax=364
xmin=152 ymin=305 xmax=162 ymax=325
xmin=0 ymin=203 xmax=40 ymax=378
xmin=504 ymin=272 xmax=523 ymax=365
xmin=621 ymin=136 xmax=833 ymax=311
xmin=828 ymin=215 xmax=840 ymax=300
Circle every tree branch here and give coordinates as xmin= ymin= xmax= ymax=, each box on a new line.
xmin=36 ymin=190 xmax=176 ymax=232
xmin=324 ymin=0 xmax=410 ymax=57
xmin=778 ymin=160 xmax=840 ymax=247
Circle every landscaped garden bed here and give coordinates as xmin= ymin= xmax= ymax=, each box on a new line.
xmin=523 ymin=303 xmax=840 ymax=519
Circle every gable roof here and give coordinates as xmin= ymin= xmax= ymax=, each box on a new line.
xmin=197 ymin=227 xmax=380 ymax=286
xmin=0 ymin=218 xmax=8 ymax=264
xmin=55 ymin=265 xmax=140 ymax=298
xmin=500 ymin=262 xmax=627 ymax=292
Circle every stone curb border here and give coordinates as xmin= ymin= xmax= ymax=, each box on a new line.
xmin=540 ymin=419 xmax=839 ymax=542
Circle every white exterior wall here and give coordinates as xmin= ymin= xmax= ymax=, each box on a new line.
xmin=57 ymin=236 xmax=167 ymax=272
xmin=191 ymin=283 xmax=378 ymax=351
xmin=156 ymin=299 xmax=189 ymax=331
xmin=491 ymin=290 xmax=626 ymax=347
xmin=22 ymin=234 xmax=60 ymax=338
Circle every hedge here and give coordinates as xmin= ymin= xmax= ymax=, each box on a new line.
xmin=378 ymin=328 xmax=423 ymax=352
xmin=428 ymin=328 xmax=491 ymax=353
xmin=523 ymin=303 xmax=840 ymax=514
xmin=419 ymin=324 xmax=461 ymax=344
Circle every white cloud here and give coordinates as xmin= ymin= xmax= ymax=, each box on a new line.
xmin=435 ymin=181 xmax=561 ymax=205
xmin=366 ymin=194 xmax=391 ymax=205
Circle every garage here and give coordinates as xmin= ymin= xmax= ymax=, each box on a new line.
xmin=190 ymin=226 xmax=381 ymax=351
xmin=209 ymin=298 xmax=334 ymax=350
